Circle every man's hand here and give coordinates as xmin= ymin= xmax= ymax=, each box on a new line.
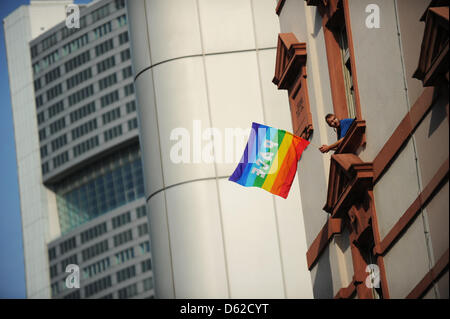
xmin=319 ymin=145 xmax=330 ymax=153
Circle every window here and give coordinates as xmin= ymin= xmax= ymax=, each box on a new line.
xmin=42 ymin=33 xmax=57 ymax=51
xmin=318 ymin=6 xmax=360 ymax=120
xmin=335 ymin=23 xmax=357 ymax=118
xmin=80 ymin=222 xmax=107 ymax=244
xmin=46 ymin=83 xmax=63 ymax=102
xmin=59 ymin=237 xmax=76 ymax=255
xmin=48 ymin=247 xmax=57 ymax=261
xmin=143 ymin=277 xmax=153 ymax=291
xmin=50 ymin=264 xmax=58 ymax=278
xmin=36 ymin=95 xmax=44 ymax=108
xmin=60 ymin=254 xmax=78 ymax=272
xmin=100 ymin=90 xmax=119 ymax=108
xmin=115 ymin=247 xmax=134 ymax=265
xmin=34 ymin=78 xmax=42 ymax=91
xmin=95 ymin=39 xmax=114 ymax=56
xmin=116 ymin=265 xmax=136 ymax=283
xmin=102 ymin=107 xmax=121 ymax=125
xmin=62 ymin=33 xmax=89 ymax=56
xmin=91 ymin=4 xmax=110 ymax=22
xmin=128 ymin=118 xmax=138 ymax=131
xmin=41 ymin=50 xmax=59 ymax=70
xmin=37 ymin=111 xmax=45 ymax=125
xmin=64 ymin=290 xmax=81 ymax=299
xmin=61 ymin=16 xmax=86 ymax=39
xmin=97 ymin=56 xmax=116 ymax=74
xmin=49 ymin=117 xmax=66 ymax=134
xmin=73 ymin=136 xmax=99 ymax=157
xmin=40 ymin=145 xmax=48 ymax=158
xmin=42 ymin=162 xmax=49 ymax=175
xmin=118 ymin=283 xmax=138 ymax=299
xmin=117 ymin=14 xmax=127 ymax=27
xmin=68 ymin=84 xmax=94 ymax=106
xmin=136 ymin=205 xmax=146 ymax=218
xmin=139 ymin=241 xmax=150 ymax=255
xmin=51 ymin=282 xmax=60 ymax=296
xmin=138 ymin=223 xmax=148 ymax=237
xmin=104 ymin=124 xmax=123 ymax=142
xmin=84 ymin=275 xmax=112 ymax=298
xmin=81 ymin=239 xmax=109 ymax=262
xmin=53 ymin=151 xmax=69 ymax=168
xmin=39 ymin=128 xmax=47 ymax=141
xmin=118 ymin=31 xmax=129 ymax=45
xmin=44 ymin=67 xmax=61 ymax=85
xmin=66 ymin=68 xmax=92 ymax=90
xmin=124 ymin=83 xmax=134 ymax=96
xmin=31 ymin=45 xmax=39 ymax=58
xmin=98 ymin=73 xmax=117 ymax=90
xmin=33 ymin=62 xmax=41 ymax=74
xmin=70 ymin=101 xmax=96 ymax=123
xmin=48 ymin=101 xmax=64 ymax=119
xmin=51 ymin=134 xmax=68 ymax=151
xmin=141 ymin=259 xmax=152 ymax=273
xmin=93 ymin=22 xmax=112 ymax=39
xmin=65 ymin=51 xmax=91 ymax=73
xmin=115 ymin=0 xmax=125 ymax=10
xmin=71 ymin=118 xmax=98 ymax=140
xmin=83 ymin=257 xmax=110 ymax=279
xmin=126 ymin=101 xmax=136 ymax=114
xmin=122 ymin=66 xmax=132 ymax=79
xmin=120 ymin=49 xmax=131 ymax=62
xmin=112 ymin=212 xmax=131 ymax=229
xmin=113 ymin=229 xmax=133 ymax=247
xmin=54 ymin=145 xmax=144 ymax=234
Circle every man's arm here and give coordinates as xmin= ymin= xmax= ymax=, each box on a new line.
xmin=319 ymin=138 xmax=344 ymax=153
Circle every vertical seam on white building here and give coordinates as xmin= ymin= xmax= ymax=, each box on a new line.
xmin=143 ymin=0 xmax=177 ymax=299
xmin=195 ymin=0 xmax=232 ymax=298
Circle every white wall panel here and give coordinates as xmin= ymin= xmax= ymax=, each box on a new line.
xmin=197 ymin=0 xmax=255 ymax=54
xmin=152 ymin=57 xmax=216 ymax=187
xmin=218 ymin=178 xmax=285 ymax=298
xmin=147 ymin=191 xmax=175 ymax=298
xmin=127 ymin=0 xmax=152 ymax=75
xmin=165 ymin=180 xmax=229 ymax=298
xmin=134 ymin=71 xmax=164 ymax=197
xmin=146 ymin=0 xmax=202 ymax=65
xmin=204 ymin=51 xmax=264 ymax=176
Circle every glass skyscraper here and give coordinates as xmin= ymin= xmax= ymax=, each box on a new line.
xmin=5 ymin=0 xmax=154 ymax=298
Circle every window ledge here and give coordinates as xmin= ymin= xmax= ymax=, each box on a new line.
xmin=335 ymin=119 xmax=366 ymax=154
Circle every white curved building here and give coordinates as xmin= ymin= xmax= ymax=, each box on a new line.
xmin=127 ymin=0 xmax=313 ymax=298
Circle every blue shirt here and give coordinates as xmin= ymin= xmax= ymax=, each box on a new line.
xmin=339 ymin=118 xmax=355 ymax=139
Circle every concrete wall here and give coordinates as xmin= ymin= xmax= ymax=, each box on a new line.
xmin=127 ymin=0 xmax=314 ymax=298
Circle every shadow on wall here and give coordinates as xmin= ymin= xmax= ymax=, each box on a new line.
xmin=428 ymin=87 xmax=448 ymax=137
xmin=312 ymin=6 xmax=322 ymax=38
xmin=312 ymin=247 xmax=334 ymax=298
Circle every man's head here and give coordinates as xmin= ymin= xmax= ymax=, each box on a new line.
xmin=325 ymin=113 xmax=340 ymax=128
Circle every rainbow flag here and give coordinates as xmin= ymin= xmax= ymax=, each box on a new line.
xmin=229 ymin=122 xmax=310 ymax=199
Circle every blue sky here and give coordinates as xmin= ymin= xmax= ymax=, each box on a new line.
xmin=0 ymin=0 xmax=91 ymax=299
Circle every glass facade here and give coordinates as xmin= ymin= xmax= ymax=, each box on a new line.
xmin=55 ymin=144 xmax=145 ymax=234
